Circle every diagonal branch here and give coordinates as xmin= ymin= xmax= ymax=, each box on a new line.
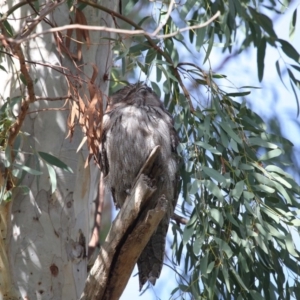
xmin=80 ymin=146 xmax=166 ymax=300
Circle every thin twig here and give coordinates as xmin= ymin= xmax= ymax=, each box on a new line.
xmin=157 ymin=12 xmax=220 ymax=38
xmin=0 ymin=50 xmax=85 ymax=81
xmin=27 ymin=107 xmax=69 ymax=114
xmin=152 ymin=0 xmax=175 ymax=36
xmin=76 ymin=1 xmax=219 ymax=113
xmin=0 ymin=0 xmax=36 ymax=22
xmin=172 ymin=213 xmax=188 ymax=225
xmin=4 ymin=11 xmax=220 ymax=44
xmin=35 ymin=95 xmax=71 ymax=101
xmin=3 ymin=7 xmax=219 ymax=113
xmin=16 ymin=0 xmax=66 ymax=40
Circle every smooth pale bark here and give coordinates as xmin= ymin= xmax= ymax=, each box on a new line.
xmin=0 ymin=1 xmax=118 ymax=299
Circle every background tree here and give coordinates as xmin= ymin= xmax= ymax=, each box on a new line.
xmin=1 ymin=0 xmax=300 ymax=299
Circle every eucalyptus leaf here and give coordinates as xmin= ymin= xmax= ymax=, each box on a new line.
xmin=202 ymin=166 xmax=226 ymax=183
xmin=38 ymin=152 xmax=73 ymax=173
xmin=258 ymin=148 xmax=282 ymax=161
xmin=209 ymin=208 xmax=224 ymax=227
xmin=13 ymin=164 xmax=43 ymax=176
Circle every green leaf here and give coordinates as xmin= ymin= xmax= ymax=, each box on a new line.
xmin=215 ymin=238 xmax=233 ymax=258
xmin=266 ymin=223 xmax=286 ymax=239
xmin=221 ymin=264 xmax=231 ymax=293
xmin=150 ymin=81 xmax=161 ymax=99
xmin=3 ymin=20 xmax=13 ymax=36
xmin=210 ymin=208 xmax=224 ymax=227
xmin=196 ymin=27 xmax=206 ymax=52
xmin=200 ymin=251 xmax=209 ymax=275
xmin=13 ymin=164 xmax=43 ymax=175
xmin=250 ymin=290 xmax=266 ymax=300
xmin=249 ymin=8 xmax=277 ymax=38
xmin=0 ymin=65 xmax=7 ymax=73
xmin=38 ymin=152 xmax=73 ymax=173
xmin=202 ymin=180 xmax=224 ymax=201
xmin=257 ymin=37 xmax=266 ymax=82
xmin=165 ymin=39 xmax=179 ymax=67
xmin=231 ymin=180 xmax=244 ymax=201
xmin=163 ymin=79 xmax=171 ymax=95
xmin=145 ymin=48 xmax=157 ymax=73
xmin=195 ymin=141 xmax=222 ymax=155
xmin=137 ymin=16 xmax=151 ymax=27
xmin=273 ymin=181 xmax=292 ymax=204
xmin=248 ymin=137 xmax=278 ymax=149
xmin=287 ymin=69 xmax=300 ymax=116
xmin=183 ymin=224 xmax=194 ymax=245
xmin=193 ymin=236 xmax=204 ymax=255
xmin=136 ymin=60 xmax=146 ymax=75
xmin=285 ymin=233 xmax=299 ymax=257
xmin=206 ymin=261 xmax=215 ymax=274
xmin=239 ymin=163 xmax=254 ymax=170
xmin=33 ymin=0 xmax=40 ymax=12
xmin=156 ymin=54 xmax=163 ymax=82
xmin=258 ymin=148 xmax=282 ymax=161
xmin=226 ymin=212 xmax=240 ymax=227
xmin=271 ymin=174 xmax=292 ymax=189
xmin=229 ymin=264 xmax=249 ymax=292
xmin=275 ymin=60 xmax=288 ymax=90
xmin=219 ymin=122 xmax=242 ymax=144
xmin=289 ymin=8 xmax=297 ymax=39
xmin=178 ymin=284 xmax=190 ymax=292
xmin=128 ymin=40 xmax=156 ymax=54
xmin=202 ymin=166 xmax=226 ymax=183
xmin=278 ymin=39 xmax=300 ymax=63
xmin=253 ymin=172 xmax=274 ymax=187
xmin=226 ymin=91 xmax=251 ymax=97
xmin=123 ymin=0 xmax=139 ymax=15
xmin=252 ymin=184 xmax=275 ymax=194
xmin=243 ymin=191 xmax=254 ymax=201
xmin=46 ymin=163 xmax=57 ymax=194
xmin=157 ymin=63 xmax=167 ymax=80
xmin=203 ymin=27 xmax=215 ymax=64
xmin=291 ymin=64 xmax=300 ymax=73
xmin=189 ymin=180 xmax=199 ymax=195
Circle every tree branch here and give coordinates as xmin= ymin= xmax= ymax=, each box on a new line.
xmin=4 ymin=12 xmax=220 ymax=44
xmin=0 ymin=0 xmax=36 ymax=22
xmin=103 ymin=196 xmax=167 ymax=300
xmin=80 ymin=146 xmax=165 ymax=300
xmin=172 ymin=213 xmax=188 ymax=225
xmin=7 ymin=44 xmax=35 ymax=157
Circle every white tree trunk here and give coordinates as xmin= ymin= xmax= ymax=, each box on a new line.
xmin=0 ymin=1 xmax=118 ymax=299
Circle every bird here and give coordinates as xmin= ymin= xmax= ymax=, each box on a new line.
xmin=99 ymin=83 xmax=179 ymax=289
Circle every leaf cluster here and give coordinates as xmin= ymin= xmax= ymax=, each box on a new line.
xmin=113 ymin=0 xmax=300 ymax=299
xmin=172 ymin=93 xmax=300 ymax=299
xmin=0 ymin=96 xmax=73 ymax=203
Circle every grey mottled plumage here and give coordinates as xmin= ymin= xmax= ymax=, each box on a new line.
xmin=99 ymin=83 xmax=179 ymax=289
